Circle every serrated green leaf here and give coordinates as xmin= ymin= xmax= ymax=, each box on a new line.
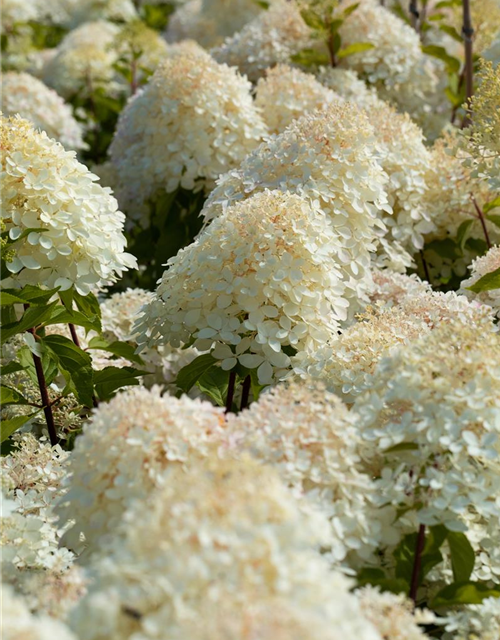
xmin=448 ymin=532 xmax=475 ymax=583
xmin=484 ymin=196 xmax=500 ymax=213
xmin=42 ymin=335 xmax=94 ymax=407
xmin=0 ymin=291 xmax=28 ymax=306
xmin=431 ymin=581 xmax=500 ymax=608
xmin=1 ymin=361 xmax=26 ymax=376
xmin=467 ymin=266 xmax=500 ymax=293
xmin=93 ymin=366 xmax=143 ymax=401
xmin=1 ymin=300 xmax=59 ymax=345
xmin=421 ymin=44 xmax=461 ymax=75
xmin=196 ymin=365 xmax=229 ymax=407
xmin=176 ymin=354 xmax=217 ymax=393
xmin=44 ymin=306 xmax=101 ymax=333
xmin=87 ymin=336 xmax=144 ymax=365
xmin=73 ymin=291 xmax=102 ymax=332
xmin=0 ymin=385 xmax=30 ymax=406
xmin=59 ymin=288 xmax=74 ymax=310
xmin=337 ymin=41 xmax=375 ymax=58
xmin=1 ymin=413 xmax=39 ymax=442
xmin=0 ymin=285 xmax=59 ymax=306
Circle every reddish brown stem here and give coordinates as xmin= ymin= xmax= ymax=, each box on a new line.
xmin=461 ymin=0 xmax=474 ymax=127
xmin=472 ymin=197 xmax=492 ymax=249
xmin=409 ymin=0 xmax=420 ymax=30
xmin=225 ymin=371 xmax=237 ymax=414
xmin=240 ymin=375 xmax=251 ymax=411
xmin=419 ymin=250 xmax=431 ymax=284
xmin=28 ymin=328 xmax=58 ymax=446
xmin=409 ymin=524 xmax=426 ymax=604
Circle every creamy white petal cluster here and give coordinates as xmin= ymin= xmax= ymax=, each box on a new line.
xmin=339 ymin=0 xmax=424 ymax=93
xmin=211 ymin=0 xmax=312 ymax=82
xmin=109 ymin=47 xmax=267 ymax=219
xmin=41 ymin=21 xmax=121 ymax=99
xmin=165 ymin=0 xmax=263 ymax=48
xmin=355 ymin=587 xmax=433 ymax=640
xmin=369 ymin=268 xmax=431 ymax=307
xmin=365 ymin=102 xmax=434 ymax=270
xmin=460 ymin=245 xmax=500 ymax=317
xmin=316 ymin=67 xmax=382 ymax=110
xmin=70 ymin=454 xmax=381 ymax=640
xmin=2 ymin=585 xmax=77 ymax=640
xmin=226 ymin=381 xmax=395 ymax=564
xmin=100 ymin=287 xmax=201 ymax=390
xmin=55 ymin=386 xmax=225 ymax=556
xmin=255 ymin=65 xmax=341 ymax=134
xmin=1 ymin=0 xmax=39 ymax=31
xmin=202 ymin=105 xmax=391 ymax=315
xmin=297 ymin=290 xmax=493 ymax=402
xmin=443 ymin=597 xmax=500 ymax=640
xmin=352 ymin=321 xmax=500 ymax=532
xmin=136 ymin=191 xmax=363 ymax=385
xmin=1 ymin=72 xmax=86 ymax=150
xmin=1 ymin=115 xmax=136 ymax=293
xmin=54 ymin=0 xmax=137 ymax=28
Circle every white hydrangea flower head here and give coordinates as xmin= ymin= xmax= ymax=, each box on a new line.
xmin=297 ymin=290 xmax=494 ymax=402
xmin=369 ymin=268 xmax=431 ymax=307
xmin=255 ymin=64 xmax=341 ymax=134
xmin=1 ymin=585 xmax=77 ymax=640
xmin=364 ymin=102 xmax=434 ymax=270
xmin=70 ymin=453 xmax=382 ymax=640
xmin=1 ymin=72 xmax=87 ymax=151
xmin=316 ymin=67 xmax=382 ymax=110
xmin=211 ymin=0 xmax=312 ymax=82
xmin=355 ymin=586 xmax=433 ymax=640
xmin=136 ymin=191 xmax=370 ymax=385
xmin=109 ymin=47 xmax=267 ymax=219
xmin=338 ymin=0 xmax=423 ymax=92
xmin=460 ymin=245 xmax=500 ymax=317
xmin=41 ymin=21 xmax=122 ymax=99
xmin=1 ymin=0 xmax=39 ymax=31
xmin=1 ymin=115 xmax=136 ymax=293
xmin=226 ymin=380 xmax=395 ymax=563
xmin=55 ymin=0 xmax=137 ymax=28
xmin=352 ymin=320 xmax=500 ymax=532
xmin=202 ymin=105 xmax=391 ymax=313
xmin=165 ymin=0 xmax=263 ymax=48
xmin=443 ymin=597 xmax=500 ymax=640
xmin=100 ymin=287 xmax=202 ymax=390
xmin=55 ymin=386 xmax=225 ymax=557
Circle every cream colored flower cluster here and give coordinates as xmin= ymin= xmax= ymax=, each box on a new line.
xmin=460 ymin=245 xmax=500 ymax=316
xmin=55 ymin=387 xmax=225 ymax=556
xmin=226 ymin=381 xmax=396 ymax=564
xmin=109 ymin=47 xmax=267 ymax=219
xmin=202 ymin=105 xmax=391 ymax=313
xmin=70 ymin=454 xmax=381 ymax=640
xmin=369 ymin=268 xmax=431 ymax=306
xmin=41 ymin=21 xmax=122 ymax=99
xmin=316 ymin=67 xmax=382 ymax=110
xmin=1 ymin=0 xmax=39 ymax=31
xmin=444 ymin=597 xmax=500 ymax=640
xmin=295 ymin=288 xmax=491 ymax=402
xmin=136 ymin=191 xmax=364 ymax=385
xmin=1 ymin=115 xmax=136 ymax=293
xmin=211 ymin=0 xmax=312 ymax=82
xmin=1 ymin=72 xmax=86 ymax=151
xmin=2 ymin=585 xmax=77 ymax=640
xmin=165 ymin=0 xmax=263 ymax=48
xmin=255 ymin=64 xmax=341 ymax=134
xmin=352 ymin=321 xmax=500 ymax=532
xmin=55 ymin=0 xmax=137 ymax=28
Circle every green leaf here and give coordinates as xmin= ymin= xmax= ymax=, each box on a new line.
xmin=87 ymin=336 xmax=144 ymax=366
xmin=42 ymin=335 xmax=94 ymax=407
xmin=249 ymin=368 xmax=265 ymax=402
xmin=0 ymin=385 xmax=30 ymax=406
xmin=44 ymin=306 xmax=101 ymax=333
xmin=448 ymin=532 xmax=475 ymax=583
xmin=439 ymin=24 xmax=463 ymax=42
xmin=342 ymin=2 xmax=360 ymax=17
xmin=176 ymin=354 xmax=217 ymax=393
xmin=1 ymin=300 xmax=59 ymax=345
xmin=384 ymin=442 xmax=419 ymax=453
xmin=486 ymin=214 xmax=500 ymax=229
xmin=456 ymin=219 xmax=474 ymax=251
xmin=0 ymin=291 xmax=28 ymax=306
xmin=484 ymin=196 xmax=500 ymax=214
xmin=467 ymin=266 xmax=500 ymax=293
xmin=196 ymin=365 xmax=229 ymax=406
xmin=290 ymin=48 xmax=330 ymax=67
xmin=73 ymin=291 xmax=102 ymax=332
xmin=59 ymin=288 xmax=74 ymax=310
xmin=421 ymin=45 xmax=461 ymax=75
xmin=93 ymin=366 xmax=143 ymax=401
xmin=337 ymin=42 xmax=375 ymax=58
xmin=300 ymin=8 xmax=325 ymax=30
xmin=431 ymin=581 xmax=500 ymax=608
xmin=425 ymin=238 xmax=458 ymax=260
xmin=18 ymin=345 xmax=59 ymax=387
xmin=1 ymin=413 xmax=39 ymax=443
xmin=394 ymin=526 xmax=448 ymax=586
xmin=1 ymin=361 xmax=26 ymax=376
xmin=0 ymin=285 xmax=59 ymax=306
